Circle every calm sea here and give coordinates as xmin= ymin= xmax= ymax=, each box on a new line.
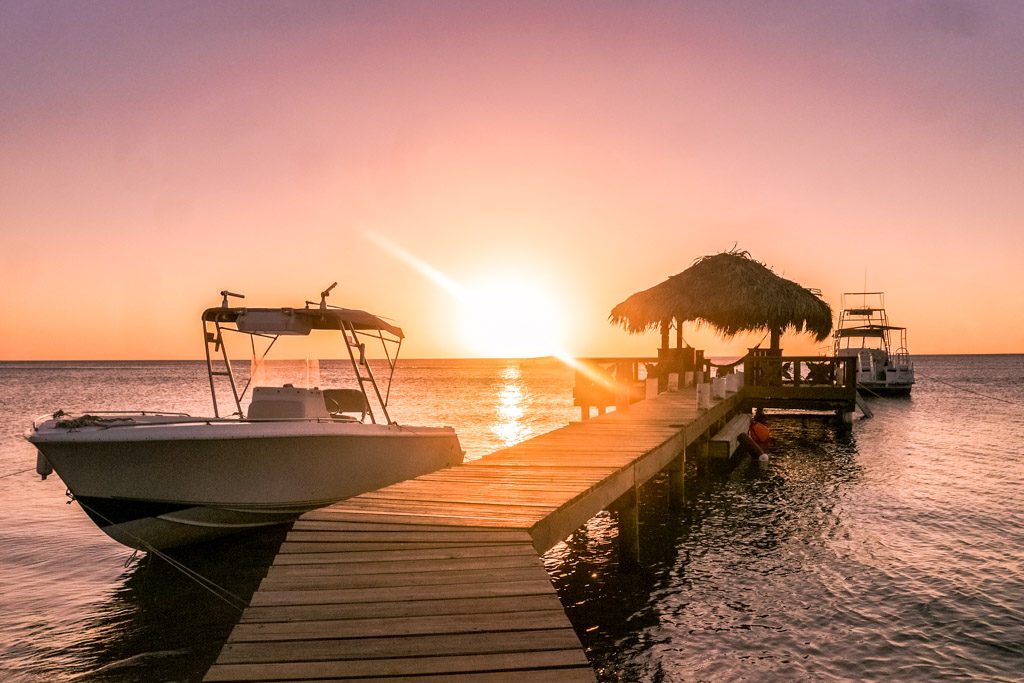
xmin=1 ymin=356 xmax=1022 ymax=681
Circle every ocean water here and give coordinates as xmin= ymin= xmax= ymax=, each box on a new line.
xmin=1 ymin=356 xmax=1022 ymax=681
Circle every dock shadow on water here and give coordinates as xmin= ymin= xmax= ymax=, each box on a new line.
xmin=53 ymin=526 xmax=288 ymax=683
xmin=544 ymin=419 xmax=867 ymax=682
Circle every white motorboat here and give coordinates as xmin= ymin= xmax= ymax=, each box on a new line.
xmin=27 ymin=285 xmax=464 ymax=550
xmin=833 ymin=291 xmax=914 ymax=396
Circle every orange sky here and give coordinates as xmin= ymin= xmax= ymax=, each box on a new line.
xmin=2 ymin=2 xmax=1022 ymax=359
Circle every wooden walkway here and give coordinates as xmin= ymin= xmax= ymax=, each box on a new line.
xmin=206 ymin=388 xmax=743 ymax=682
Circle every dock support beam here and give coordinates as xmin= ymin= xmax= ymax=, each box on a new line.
xmin=612 ymin=487 xmax=640 ymax=570
xmin=667 ymin=452 xmax=685 ymax=510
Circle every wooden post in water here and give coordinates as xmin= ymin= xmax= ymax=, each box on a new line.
xmin=612 ymin=486 xmax=640 ymax=570
xmin=667 ymin=451 xmax=685 ymax=510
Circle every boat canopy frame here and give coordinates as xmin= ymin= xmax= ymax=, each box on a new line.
xmin=201 ymin=286 xmax=403 ymax=424
xmin=833 ymin=291 xmax=911 ymax=360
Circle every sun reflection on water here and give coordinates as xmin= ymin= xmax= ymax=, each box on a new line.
xmin=492 ymin=364 xmax=532 ymax=447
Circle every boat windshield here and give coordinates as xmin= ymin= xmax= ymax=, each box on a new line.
xmin=250 ymin=358 xmax=322 ymax=389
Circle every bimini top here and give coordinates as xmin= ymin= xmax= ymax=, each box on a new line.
xmin=835 ymin=324 xmax=905 ymax=338
xmin=201 ymin=306 xmax=403 ymax=338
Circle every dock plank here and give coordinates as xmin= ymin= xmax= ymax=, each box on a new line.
xmin=228 ymin=609 xmax=579 ymax=641
xmin=248 ymin=578 xmax=561 ymax=607
xmin=266 ymin=553 xmax=543 ymax=577
xmin=272 ymin=544 xmax=539 ymax=566
xmin=259 ymin=565 xmax=547 ymax=590
xmin=217 ymin=627 xmax=584 ymax=663
xmin=206 ymin=649 xmax=591 ymax=681
xmin=250 ymin=671 xmax=595 ymax=683
xmin=240 ymin=593 xmax=566 ymax=623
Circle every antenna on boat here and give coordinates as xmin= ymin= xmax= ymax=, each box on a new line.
xmin=319 ymin=282 xmax=338 ymax=310
xmin=220 ymin=290 xmax=245 ymax=308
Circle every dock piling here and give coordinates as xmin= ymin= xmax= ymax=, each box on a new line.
xmin=667 ymin=452 xmax=686 ymax=510
xmin=612 ymin=487 xmax=640 ymax=570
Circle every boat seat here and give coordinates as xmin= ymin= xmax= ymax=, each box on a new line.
xmin=323 ymin=388 xmax=368 ymax=421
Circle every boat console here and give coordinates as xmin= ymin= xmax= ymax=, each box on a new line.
xmin=246 ymin=385 xmax=366 ymax=421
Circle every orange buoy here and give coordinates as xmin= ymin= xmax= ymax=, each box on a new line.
xmin=749 ymin=421 xmax=771 ymax=444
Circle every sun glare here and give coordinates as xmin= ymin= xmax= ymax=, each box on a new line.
xmin=366 ymin=231 xmax=569 ymax=359
xmin=460 ymin=277 xmax=565 ymax=358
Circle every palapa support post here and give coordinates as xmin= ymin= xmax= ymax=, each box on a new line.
xmin=612 ymin=486 xmax=640 ymax=570
xmin=658 ymin=319 xmax=671 ymax=392
xmin=667 ymin=452 xmax=685 ymax=510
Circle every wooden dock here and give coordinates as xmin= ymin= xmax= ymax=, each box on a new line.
xmin=205 ymin=387 xmax=744 ymax=682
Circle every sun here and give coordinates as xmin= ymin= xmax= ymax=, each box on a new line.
xmin=460 ymin=277 xmax=565 ymax=358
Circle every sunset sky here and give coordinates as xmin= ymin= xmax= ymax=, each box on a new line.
xmin=2 ymin=1 xmax=1022 ymax=360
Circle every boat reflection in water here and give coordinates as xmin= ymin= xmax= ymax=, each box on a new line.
xmin=54 ymin=527 xmax=289 ymax=682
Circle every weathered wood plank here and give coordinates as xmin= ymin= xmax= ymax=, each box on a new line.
xmin=240 ymin=593 xmax=566 ymax=623
xmin=231 ymin=670 xmax=595 ymax=683
xmin=277 ymin=541 xmax=508 ymax=554
xmin=284 ymin=530 xmax=533 ymax=544
xmin=259 ymin=565 xmax=546 ymax=591
xmin=705 ymin=413 xmax=752 ymax=459
xmin=354 ymin=490 xmax=568 ymax=507
xmin=273 ymin=543 xmax=538 ymax=565
xmin=228 ymin=609 xmax=576 ymax=642
xmin=267 ymin=552 xmax=542 ymax=577
xmin=327 ymin=498 xmax=550 ymax=518
xmin=218 ymin=627 xmax=583 ymax=663
xmin=249 ymin=578 xmax=559 ymax=607
xmin=291 ymin=519 xmax=502 ymax=532
xmin=205 ymin=649 xmax=591 ymax=681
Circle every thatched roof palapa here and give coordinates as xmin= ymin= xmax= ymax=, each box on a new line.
xmin=609 ymin=249 xmax=832 ymax=348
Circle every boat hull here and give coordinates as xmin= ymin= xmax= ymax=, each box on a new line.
xmin=29 ymin=420 xmax=463 ymax=550
xmin=857 ymin=383 xmax=913 ymax=397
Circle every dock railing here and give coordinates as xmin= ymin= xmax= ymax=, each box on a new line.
xmin=573 ymin=352 xmax=858 ymax=416
xmin=742 ymin=354 xmax=857 ymax=411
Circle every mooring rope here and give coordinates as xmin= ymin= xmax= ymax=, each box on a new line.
xmin=915 ymin=370 xmax=1022 ymax=406
xmin=74 ymin=498 xmax=248 ymax=612
xmin=857 ymin=385 xmax=884 ymax=399
xmin=0 ymin=466 xmax=35 ymax=479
